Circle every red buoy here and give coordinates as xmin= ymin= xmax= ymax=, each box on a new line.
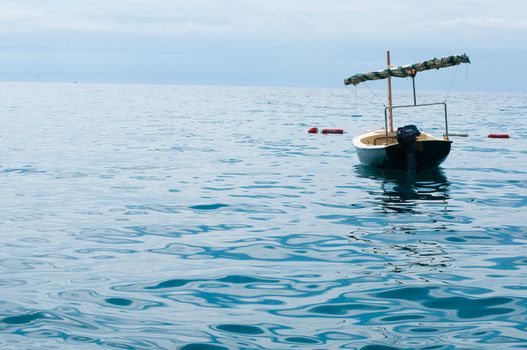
xmin=308 ymin=127 xmax=318 ymax=134
xmin=488 ymin=134 xmax=510 ymax=138
xmin=322 ymin=128 xmax=344 ymax=134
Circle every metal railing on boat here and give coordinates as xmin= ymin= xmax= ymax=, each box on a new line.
xmin=383 ymin=102 xmax=449 ymax=144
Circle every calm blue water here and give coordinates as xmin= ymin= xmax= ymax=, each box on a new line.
xmin=1 ymin=82 xmax=526 ymax=349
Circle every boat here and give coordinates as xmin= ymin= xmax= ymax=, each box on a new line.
xmin=345 ymin=51 xmax=470 ymax=172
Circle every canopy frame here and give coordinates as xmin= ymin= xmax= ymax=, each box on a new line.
xmin=346 ymin=52 xmax=469 ymax=134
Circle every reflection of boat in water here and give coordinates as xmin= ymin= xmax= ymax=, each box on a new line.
xmin=345 ymin=52 xmax=470 ymax=172
xmin=352 ymin=166 xmax=454 ymax=272
xmin=349 ymin=165 xmax=456 ymax=276
xmin=355 ymin=165 xmax=450 ymax=213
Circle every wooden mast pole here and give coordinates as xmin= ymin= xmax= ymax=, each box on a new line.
xmin=387 ymin=50 xmax=394 ymax=132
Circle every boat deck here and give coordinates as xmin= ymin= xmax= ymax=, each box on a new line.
xmin=358 ymin=130 xmax=442 ymax=146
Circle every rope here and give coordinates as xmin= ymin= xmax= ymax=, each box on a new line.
xmin=354 ymin=89 xmax=385 ymax=107
xmin=444 ymin=64 xmax=459 ymax=102
xmin=354 ymin=85 xmax=358 ymax=115
xmin=363 ymin=81 xmax=386 ymax=107
xmin=346 ymin=84 xmax=386 ymax=110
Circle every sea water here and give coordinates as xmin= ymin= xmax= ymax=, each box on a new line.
xmin=0 ymin=82 xmax=526 ymax=349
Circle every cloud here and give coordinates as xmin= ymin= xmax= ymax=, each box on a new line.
xmin=2 ymin=0 xmax=526 ymax=39
xmin=431 ymin=16 xmax=527 ymax=29
xmin=1 ymin=0 xmax=526 ymax=89
xmin=0 ymin=2 xmax=113 ymax=31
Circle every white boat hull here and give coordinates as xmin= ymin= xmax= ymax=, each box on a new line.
xmin=353 ymin=130 xmax=451 ymax=171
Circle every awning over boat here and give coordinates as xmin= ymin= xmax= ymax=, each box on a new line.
xmin=344 ymin=54 xmax=470 ymax=86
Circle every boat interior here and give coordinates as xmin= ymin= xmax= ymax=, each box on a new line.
xmin=359 ymin=131 xmax=442 ymax=146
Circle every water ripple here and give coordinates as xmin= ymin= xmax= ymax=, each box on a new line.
xmin=1 ymin=84 xmax=526 ymax=349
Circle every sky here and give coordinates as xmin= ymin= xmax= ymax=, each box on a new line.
xmin=0 ymin=0 xmax=526 ymax=91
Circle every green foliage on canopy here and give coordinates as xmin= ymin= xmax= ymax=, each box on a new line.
xmin=344 ymin=54 xmax=470 ymax=86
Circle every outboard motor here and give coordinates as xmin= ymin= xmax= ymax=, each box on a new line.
xmin=397 ymin=124 xmax=421 ymax=173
